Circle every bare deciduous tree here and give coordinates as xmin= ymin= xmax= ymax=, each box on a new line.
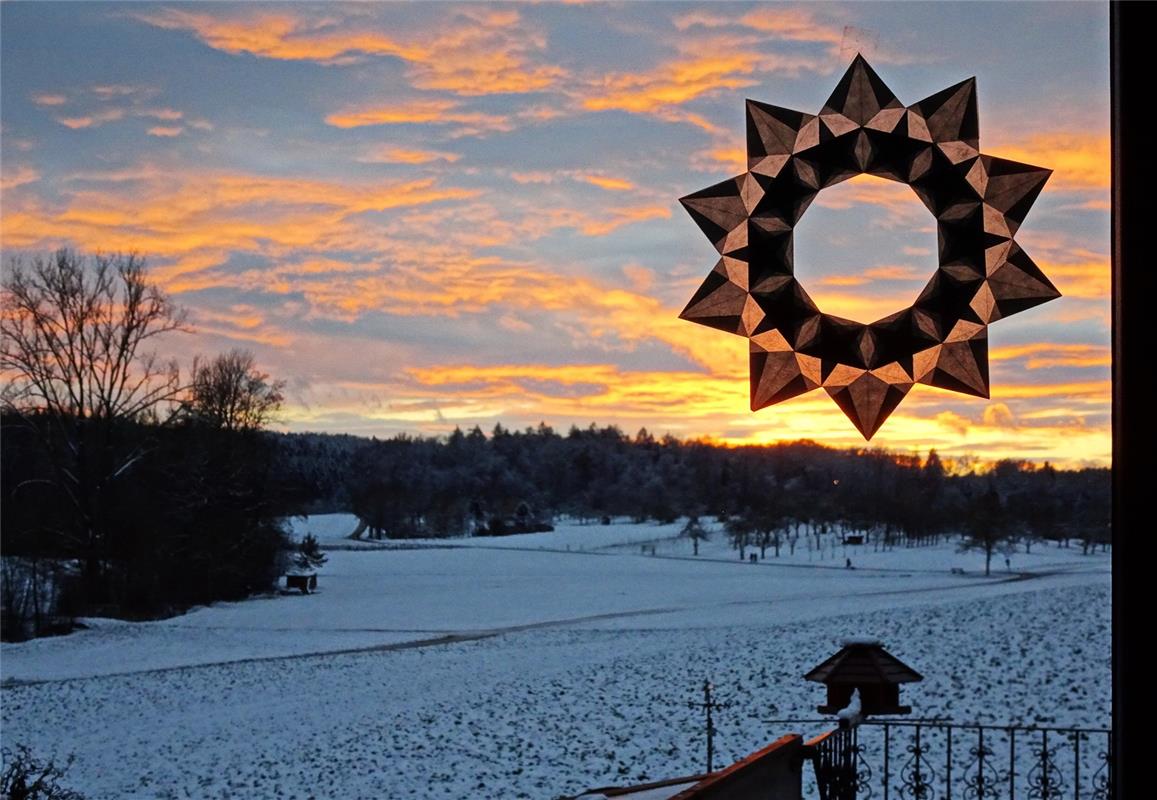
xmin=1 ymin=250 xmax=185 ymax=596
xmin=681 ymin=514 xmax=708 ymax=556
xmin=1 ymin=250 xmax=184 ymax=422
xmin=188 ymin=349 xmax=285 ymax=432
xmin=958 ymin=482 xmax=1011 ymax=576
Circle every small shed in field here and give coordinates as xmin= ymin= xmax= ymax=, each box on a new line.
xmin=285 ymin=569 xmax=317 ymax=594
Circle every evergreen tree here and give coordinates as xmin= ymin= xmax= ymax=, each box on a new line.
xmin=294 ymin=534 xmax=328 ymax=571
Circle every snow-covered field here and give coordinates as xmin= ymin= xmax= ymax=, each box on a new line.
xmin=1 ymin=518 xmax=1110 ymax=799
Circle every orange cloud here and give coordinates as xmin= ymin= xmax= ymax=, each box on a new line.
xmin=509 ymin=171 xmax=557 ymax=185
xmin=1038 ymin=259 xmax=1108 ymax=300
xmin=0 ymin=168 xmax=481 ymax=289
xmin=933 ymin=410 xmax=971 ymax=436
xmin=621 ymin=264 xmax=655 ymax=292
xmin=800 ymin=290 xmax=910 ymax=323
xmin=195 ymin=246 xmax=735 ymax=373
xmin=399 ymin=7 xmax=566 ymax=95
xmin=990 ymin=343 xmax=1110 ymax=369
xmin=4 ymin=135 xmax=36 ymax=153
xmin=2 ymin=161 xmax=690 ymax=384
xmin=692 ymin=146 xmax=745 ymax=173
xmin=582 ymin=51 xmax=763 ymax=113
xmin=981 ymin=402 xmax=1017 ymax=428
xmin=817 ymin=265 xmax=927 ymax=288
xmin=56 ymin=108 xmax=125 ymax=129
xmin=577 ymin=205 xmax=671 ymax=236
xmin=735 ymin=8 xmax=845 ymax=44
xmin=809 ymin=174 xmax=929 ymax=229
xmin=139 ymin=108 xmax=184 ymax=121
xmin=147 ymin=125 xmax=183 ymax=137
xmin=506 ymin=171 xmax=639 ymax=193
xmin=325 ymin=99 xmax=514 ymax=135
xmin=575 ymin=22 xmax=826 ymax=119
xmin=996 ymin=133 xmax=1109 ymax=192
xmin=31 ymin=92 xmax=67 ymax=107
xmin=133 ymin=9 xmax=421 ymax=64
xmin=41 ymin=86 xmax=187 ymax=135
xmin=819 ymin=276 xmax=871 ymax=288
xmin=579 ymin=175 xmax=635 ymax=191
xmin=1060 ymin=198 xmax=1110 ymax=212
xmin=654 ymin=108 xmax=729 ymax=137
xmin=407 ymin=362 xmax=748 ymax=420
xmin=191 ymin=306 xmax=295 ymax=348
xmin=673 ymin=7 xmax=842 ymax=46
xmin=515 ymin=105 xmax=569 ymax=123
xmin=133 ymin=6 xmax=566 ymax=96
xmin=1013 ymin=233 xmax=1109 ymax=300
xmin=499 ymin=314 xmax=533 ymax=333
xmin=674 ymin=9 xmax=928 ymax=71
xmin=990 ymin=380 xmax=1109 ymax=401
xmin=369 ymin=191 xmax=674 ymax=258
xmin=91 ymin=84 xmax=156 ymax=100
xmin=358 ymin=146 xmax=461 ymax=164
xmin=1 ymin=166 xmax=40 ymax=191
xmin=866 ymin=266 xmax=925 ymax=280
xmin=669 ymin=9 xmax=736 ymax=31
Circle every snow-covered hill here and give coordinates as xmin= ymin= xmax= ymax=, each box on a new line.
xmin=1 ymin=518 xmax=1110 ymax=799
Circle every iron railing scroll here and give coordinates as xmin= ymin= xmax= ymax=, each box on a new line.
xmin=789 ymin=720 xmax=1111 ymax=800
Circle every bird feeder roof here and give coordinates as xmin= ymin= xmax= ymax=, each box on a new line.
xmin=804 ymin=642 xmax=923 ymax=685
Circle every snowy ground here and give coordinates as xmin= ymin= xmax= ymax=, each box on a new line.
xmin=284 ymin=514 xmax=695 ymax=551
xmin=1 ymin=518 xmax=1110 ymax=799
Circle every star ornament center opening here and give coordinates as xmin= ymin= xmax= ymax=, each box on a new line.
xmin=678 ymin=55 xmax=1060 ymax=439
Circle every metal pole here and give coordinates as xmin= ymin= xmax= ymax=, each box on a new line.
xmin=1008 ymin=728 xmax=1014 ymax=800
xmin=915 ymin=725 xmax=923 ymax=795
xmin=884 ymin=724 xmax=890 ymax=800
xmin=1107 ymin=731 xmax=1113 ymax=799
xmin=1042 ymin=731 xmax=1050 ymax=800
xmin=852 ymin=726 xmax=860 ymax=799
xmin=946 ymin=725 xmax=952 ymax=800
xmin=705 ymin=679 xmax=714 ymax=773
xmin=1074 ymin=730 xmax=1080 ymax=800
xmin=977 ymin=728 xmax=985 ymax=800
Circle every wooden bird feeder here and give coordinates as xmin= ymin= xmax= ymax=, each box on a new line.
xmin=804 ymin=638 xmax=923 ymax=716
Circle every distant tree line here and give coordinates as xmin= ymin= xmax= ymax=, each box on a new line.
xmin=269 ymin=424 xmax=1110 ymax=564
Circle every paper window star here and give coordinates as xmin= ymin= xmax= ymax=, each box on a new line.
xmin=679 ymin=55 xmax=1060 ymax=439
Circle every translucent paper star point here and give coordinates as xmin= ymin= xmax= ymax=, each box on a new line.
xmin=678 ymin=55 xmax=1060 ymax=439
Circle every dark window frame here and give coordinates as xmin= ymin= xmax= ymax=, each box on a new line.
xmin=1110 ymin=4 xmax=1148 ymax=798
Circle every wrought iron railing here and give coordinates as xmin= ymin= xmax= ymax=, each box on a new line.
xmin=809 ymin=725 xmax=867 ymax=800
xmin=775 ymin=719 xmax=1111 ymax=800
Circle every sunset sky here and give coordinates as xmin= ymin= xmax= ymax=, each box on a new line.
xmin=0 ymin=2 xmax=1110 ymax=466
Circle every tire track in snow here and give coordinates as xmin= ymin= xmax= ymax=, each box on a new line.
xmin=0 ymin=605 xmax=687 ymax=688
xmin=1 ymin=564 xmax=1106 ymax=689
